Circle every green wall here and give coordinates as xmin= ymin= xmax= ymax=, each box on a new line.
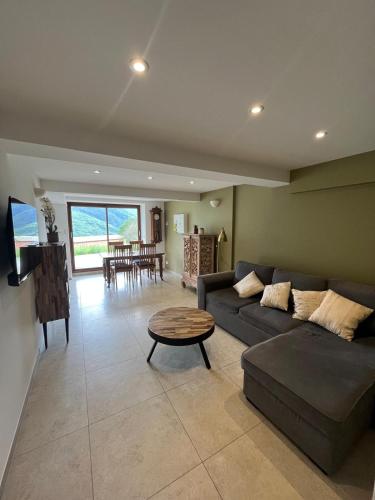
xmin=235 ymin=151 xmax=375 ymax=284
xmin=165 ymin=150 xmax=375 ymax=284
xmin=165 ymin=187 xmax=234 ymax=273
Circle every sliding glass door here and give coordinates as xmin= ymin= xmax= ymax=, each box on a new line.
xmin=107 ymin=207 xmax=140 ymax=244
xmin=68 ymin=203 xmax=141 ymax=272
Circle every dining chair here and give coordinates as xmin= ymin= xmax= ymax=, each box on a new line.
xmin=130 ymin=240 xmax=143 ymax=254
xmin=111 ymin=244 xmax=134 ymax=288
xmin=103 ymin=240 xmax=123 ymax=280
xmin=108 ymin=240 xmax=123 ymax=253
xmin=136 ymin=243 xmax=157 ymax=284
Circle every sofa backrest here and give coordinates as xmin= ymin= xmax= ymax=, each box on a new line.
xmin=328 ymin=279 xmax=375 ymax=338
xmin=272 ymin=268 xmax=327 ymax=291
xmin=235 ymin=261 xmax=274 ymax=285
xmin=233 ymin=261 xmax=375 ymax=337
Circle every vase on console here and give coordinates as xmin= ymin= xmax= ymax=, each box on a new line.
xmin=40 ymin=197 xmax=59 ymax=244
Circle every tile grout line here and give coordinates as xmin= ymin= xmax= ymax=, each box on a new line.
xmin=80 ymin=295 xmax=96 ymax=500
xmin=201 ymin=461 xmax=223 ymax=500
xmin=163 ymin=390 xmax=224 ymax=499
xmin=10 ymin=424 xmax=90 ymax=460
xmin=86 ymin=385 xmax=165 ymax=427
xmin=145 ymin=464 xmax=206 ymax=500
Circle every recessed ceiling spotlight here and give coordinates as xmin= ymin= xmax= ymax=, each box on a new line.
xmin=129 ymin=58 xmax=149 ymax=74
xmin=250 ymin=104 xmax=264 ymax=115
xmin=147 ymin=176 xmax=153 ymax=180
xmin=93 ymin=170 xmax=101 ymax=174
xmin=315 ymin=130 xmax=327 ymax=139
xmin=189 ymin=180 xmax=195 ymax=185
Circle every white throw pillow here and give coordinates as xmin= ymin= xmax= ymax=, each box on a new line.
xmin=308 ymin=289 xmax=373 ymax=341
xmin=260 ymin=282 xmax=291 ymax=311
xmin=233 ymin=271 xmax=264 ymax=298
xmin=292 ymin=289 xmax=327 ymax=321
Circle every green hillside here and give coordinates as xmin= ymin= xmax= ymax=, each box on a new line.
xmin=71 ymin=206 xmax=138 ymax=237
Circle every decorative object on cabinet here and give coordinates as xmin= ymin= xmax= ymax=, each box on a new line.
xmin=40 ymin=196 xmax=59 ymax=243
xmin=217 ymin=227 xmax=228 ymax=272
xmin=181 ymin=234 xmax=216 ymax=289
xmin=28 ymin=243 xmax=69 ymax=349
xmin=193 ymin=225 xmax=198 ymax=234
xmin=150 ymin=206 xmax=162 ymax=243
xmin=173 ymin=213 xmax=188 ymax=234
xmin=199 ymin=227 xmax=205 ymax=235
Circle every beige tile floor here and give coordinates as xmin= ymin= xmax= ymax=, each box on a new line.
xmin=2 ymin=272 xmax=374 ymax=500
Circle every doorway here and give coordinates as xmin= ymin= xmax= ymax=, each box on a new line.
xmin=67 ymin=203 xmax=141 ymax=272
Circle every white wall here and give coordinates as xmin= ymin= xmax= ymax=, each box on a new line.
xmin=0 ymin=151 xmax=41 ymax=486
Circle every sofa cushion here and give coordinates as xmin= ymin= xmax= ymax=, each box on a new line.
xmin=239 ymin=302 xmax=301 ymax=336
xmin=292 ymin=289 xmax=327 ymax=321
xmin=235 ymin=261 xmax=274 ymax=285
xmin=309 ymin=290 xmax=373 ymax=342
xmin=328 ymin=279 xmax=375 ymax=338
xmin=260 ymin=282 xmax=291 ymax=312
xmin=206 ymin=287 xmax=258 ymax=313
xmin=233 ymin=271 xmax=265 ymax=298
xmin=241 ymin=325 xmax=375 ymax=438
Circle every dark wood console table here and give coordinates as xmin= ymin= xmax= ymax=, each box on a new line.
xmin=28 ymin=243 xmax=70 ymax=349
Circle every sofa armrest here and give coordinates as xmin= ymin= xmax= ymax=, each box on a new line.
xmin=197 ymin=271 xmax=235 ymax=310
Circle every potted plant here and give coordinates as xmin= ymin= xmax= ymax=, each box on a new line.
xmin=40 ymin=197 xmax=59 ymax=243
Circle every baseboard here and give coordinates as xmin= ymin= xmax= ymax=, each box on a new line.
xmin=0 ymin=348 xmax=41 ymax=496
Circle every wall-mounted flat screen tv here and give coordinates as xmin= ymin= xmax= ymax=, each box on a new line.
xmin=7 ymin=197 xmax=40 ymax=286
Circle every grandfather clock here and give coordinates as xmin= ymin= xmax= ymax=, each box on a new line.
xmin=150 ymin=207 xmax=162 ymax=243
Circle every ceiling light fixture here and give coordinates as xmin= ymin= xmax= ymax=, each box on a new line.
xmin=129 ymin=58 xmax=149 ymax=74
xmin=210 ymin=199 xmax=221 ymax=208
xmin=147 ymin=176 xmax=153 ymax=180
xmin=315 ymin=130 xmax=327 ymax=139
xmin=250 ymin=104 xmax=264 ymax=115
xmin=93 ymin=170 xmax=101 ymax=174
xmin=189 ymin=180 xmax=195 ymax=185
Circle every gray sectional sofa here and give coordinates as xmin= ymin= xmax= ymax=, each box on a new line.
xmin=197 ymin=261 xmax=375 ymax=474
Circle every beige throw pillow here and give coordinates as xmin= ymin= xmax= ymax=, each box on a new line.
xmin=308 ymin=289 xmax=373 ymax=341
xmin=233 ymin=271 xmax=264 ymax=298
xmin=260 ymin=282 xmax=291 ymax=311
xmin=292 ymin=289 xmax=327 ymax=321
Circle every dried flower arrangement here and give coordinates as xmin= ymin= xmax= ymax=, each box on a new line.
xmin=40 ymin=197 xmax=59 ymax=242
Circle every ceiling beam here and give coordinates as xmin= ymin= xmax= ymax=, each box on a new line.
xmin=0 ymin=112 xmax=290 ymax=187
xmin=40 ymin=179 xmax=200 ymax=202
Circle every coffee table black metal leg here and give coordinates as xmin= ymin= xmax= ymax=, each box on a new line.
xmin=147 ymin=341 xmax=158 ymax=363
xmin=199 ymin=341 xmax=211 ymax=369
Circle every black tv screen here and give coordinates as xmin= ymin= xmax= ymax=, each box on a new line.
xmin=7 ymin=197 xmax=39 ymax=285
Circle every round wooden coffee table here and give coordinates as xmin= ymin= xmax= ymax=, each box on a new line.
xmin=147 ymin=307 xmax=215 ymax=369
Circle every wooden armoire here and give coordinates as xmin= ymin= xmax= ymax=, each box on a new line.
xmin=181 ymin=234 xmax=216 ymax=288
xmin=28 ymin=243 xmax=70 ymax=349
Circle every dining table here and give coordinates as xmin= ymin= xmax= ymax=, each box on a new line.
xmin=102 ymin=252 xmax=165 ymax=288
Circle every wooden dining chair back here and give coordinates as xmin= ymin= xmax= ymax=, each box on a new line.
xmin=111 ymin=244 xmax=134 ymax=287
xmin=103 ymin=240 xmax=123 ymax=278
xmin=130 ymin=240 xmax=143 ymax=254
xmin=136 ymin=243 xmax=157 ymax=283
xmin=108 ymin=240 xmax=123 ymax=254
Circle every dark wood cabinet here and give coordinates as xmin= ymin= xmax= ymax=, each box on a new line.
xmin=181 ymin=234 xmax=216 ymax=289
xmin=28 ymin=243 xmax=70 ymax=349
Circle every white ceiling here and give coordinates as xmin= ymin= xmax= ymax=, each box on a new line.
xmin=8 ymin=154 xmax=231 ymax=193
xmin=1 ymin=0 xmax=374 ymax=173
